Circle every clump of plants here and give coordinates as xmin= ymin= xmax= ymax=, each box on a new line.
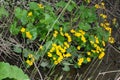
xmin=9 ymin=1 xmax=115 ymax=72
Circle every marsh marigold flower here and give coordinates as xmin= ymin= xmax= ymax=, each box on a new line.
xmin=26 ymin=31 xmax=32 ymax=39
xmin=77 ymin=46 xmax=81 ymax=50
xmin=98 ymin=52 xmax=105 ymax=59
xmin=39 ymin=45 xmax=43 ymax=50
xmin=87 ymin=57 xmax=91 ymax=62
xmin=95 ymin=4 xmax=100 ymax=9
xmin=28 ymin=12 xmax=32 ymax=17
xmin=20 ymin=27 xmax=25 ymax=33
xmin=78 ymin=58 xmax=84 ymax=66
xmin=26 ymin=54 xmax=35 ymax=66
xmin=108 ymin=37 xmax=115 ymax=44
xmin=38 ymin=4 xmax=44 ymax=9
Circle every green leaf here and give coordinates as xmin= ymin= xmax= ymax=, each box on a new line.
xmin=62 ymin=65 xmax=70 ymax=71
xmin=62 ymin=61 xmax=71 ymax=66
xmin=0 ymin=6 xmax=9 ymax=19
xmin=56 ymin=1 xmax=66 ymax=8
xmin=29 ymin=2 xmax=39 ymax=10
xmin=30 ymin=28 xmax=38 ymax=40
xmin=15 ymin=7 xmax=22 ymax=19
xmin=79 ymin=23 xmax=91 ymax=31
xmin=40 ymin=61 xmax=48 ymax=67
xmin=0 ymin=62 xmax=29 ymax=80
xmin=15 ymin=7 xmax=28 ymax=25
xmin=10 ymin=21 xmax=20 ymax=35
xmin=13 ymin=46 xmax=22 ymax=54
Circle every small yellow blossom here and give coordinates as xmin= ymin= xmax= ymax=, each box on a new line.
xmin=101 ymin=2 xmax=105 ymax=6
xmin=53 ymin=57 xmax=56 ymax=60
xmin=87 ymin=52 xmax=91 ymax=56
xmin=70 ymin=29 xmax=75 ymax=33
xmin=112 ymin=18 xmax=117 ymax=25
xmin=26 ymin=31 xmax=32 ymax=39
xmin=20 ymin=27 xmax=26 ymax=33
xmin=74 ymin=32 xmax=81 ymax=37
xmin=87 ymin=57 xmax=91 ymax=62
xmin=28 ymin=54 xmax=33 ymax=58
xmin=38 ymin=4 xmax=44 ymax=9
xmin=90 ymin=41 xmax=94 ymax=44
xmin=54 ymin=61 xmax=59 ymax=65
xmin=95 ymin=4 xmax=100 ymax=9
xmin=79 ymin=30 xmax=85 ymax=35
xmin=47 ymin=52 xmax=52 ymax=57
xmin=108 ymin=37 xmax=115 ymax=44
xmin=64 ymin=42 xmax=69 ymax=48
xmin=39 ymin=45 xmax=43 ymax=50
xmin=102 ymin=41 xmax=105 ymax=47
xmin=98 ymin=52 xmax=105 ymax=59
xmin=64 ymin=53 xmax=71 ymax=57
xmin=26 ymin=60 xmax=33 ymax=66
xmin=26 ymin=54 xmax=35 ymax=66
xmin=78 ymin=58 xmax=84 ymax=66
xmin=100 ymin=23 xmax=104 ymax=27
xmin=28 ymin=12 xmax=32 ymax=17
xmin=77 ymin=46 xmax=81 ymax=50
xmin=81 ymin=36 xmax=86 ymax=43
xmin=53 ymin=30 xmax=58 ymax=38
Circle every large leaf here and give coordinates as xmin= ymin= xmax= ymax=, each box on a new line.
xmin=10 ymin=21 xmax=20 ymax=35
xmin=79 ymin=23 xmax=91 ymax=31
xmin=15 ymin=7 xmax=28 ymax=25
xmin=0 ymin=62 xmax=29 ymax=80
xmin=29 ymin=2 xmax=40 ymax=10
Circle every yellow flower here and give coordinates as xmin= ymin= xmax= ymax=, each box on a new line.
xmin=112 ymin=18 xmax=116 ymax=25
xmin=39 ymin=45 xmax=43 ymax=50
xmin=54 ymin=61 xmax=59 ymax=65
xmin=53 ymin=57 xmax=56 ymax=60
xmin=38 ymin=4 xmax=44 ymax=9
xmin=64 ymin=53 xmax=71 ymax=57
xmin=102 ymin=15 xmax=107 ymax=19
xmin=53 ymin=30 xmax=58 ymax=38
xmin=101 ymin=2 xmax=105 ymax=6
xmin=26 ymin=60 xmax=33 ymax=66
xmin=26 ymin=31 xmax=32 ymax=39
xmin=28 ymin=54 xmax=33 ymax=58
xmin=50 ymin=47 xmax=55 ymax=52
xmin=52 ymin=43 xmax=57 ymax=47
xmin=102 ymin=41 xmax=105 ymax=46
xmin=90 ymin=41 xmax=94 ymax=44
xmin=98 ymin=52 xmax=105 ymax=59
xmin=81 ymin=36 xmax=86 ymax=43
xmin=74 ymin=32 xmax=81 ymax=37
xmin=26 ymin=54 xmax=35 ymax=66
xmin=95 ymin=4 xmax=100 ymax=9
xmin=100 ymin=23 xmax=104 ymax=27
xmin=95 ymin=36 xmax=99 ymax=44
xmin=79 ymin=30 xmax=85 ymax=35
xmin=47 ymin=52 xmax=52 ymax=57
xmin=20 ymin=27 xmax=26 ymax=33
xmin=108 ymin=37 xmax=115 ymax=44
xmin=65 ymin=33 xmax=72 ymax=42
xmin=100 ymin=14 xmax=107 ymax=19
xmin=77 ymin=46 xmax=81 ymax=50
xmin=28 ymin=12 xmax=32 ymax=17
xmin=64 ymin=42 xmax=69 ymax=48
xmin=87 ymin=52 xmax=91 ymax=56
xmin=87 ymin=57 xmax=91 ymax=62
xmin=78 ymin=58 xmax=84 ymax=66
xmin=70 ymin=29 xmax=75 ymax=33
xmin=105 ymin=22 xmax=110 ymax=26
